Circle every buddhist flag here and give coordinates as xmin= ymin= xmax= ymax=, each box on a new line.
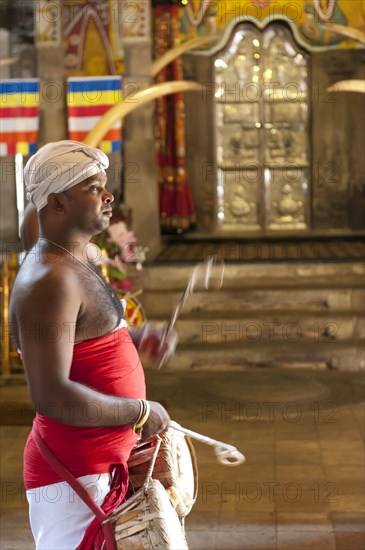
xmin=67 ymin=76 xmax=122 ymax=154
xmin=0 ymin=79 xmax=40 ymax=157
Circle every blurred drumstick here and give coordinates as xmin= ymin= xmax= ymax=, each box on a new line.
xmin=169 ymin=421 xmax=245 ymax=466
xmin=157 ymin=256 xmax=224 ymax=369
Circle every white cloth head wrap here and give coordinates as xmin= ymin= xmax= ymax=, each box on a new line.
xmin=24 ymin=140 xmax=109 ymax=211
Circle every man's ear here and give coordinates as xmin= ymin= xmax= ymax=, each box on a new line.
xmin=47 ymin=193 xmax=66 ymax=215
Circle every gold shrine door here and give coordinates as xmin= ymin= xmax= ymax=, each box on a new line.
xmin=214 ymin=23 xmax=310 ymax=231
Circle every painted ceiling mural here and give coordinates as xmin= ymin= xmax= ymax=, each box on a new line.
xmin=57 ymin=0 xmax=364 ymax=78
xmin=61 ymin=0 xmax=150 ymax=76
xmin=179 ymin=0 xmax=364 ymax=48
xmin=62 ymin=0 xmax=117 ymax=76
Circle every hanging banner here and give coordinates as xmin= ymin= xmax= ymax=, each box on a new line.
xmin=0 ymin=79 xmax=40 ymax=157
xmin=67 ymin=75 xmax=122 ymax=153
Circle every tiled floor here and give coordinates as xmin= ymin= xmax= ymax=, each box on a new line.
xmin=1 ymin=368 xmax=364 ymax=549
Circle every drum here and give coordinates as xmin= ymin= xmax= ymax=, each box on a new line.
xmin=110 ymin=478 xmax=188 ymax=549
xmin=127 ymin=428 xmax=198 ymax=518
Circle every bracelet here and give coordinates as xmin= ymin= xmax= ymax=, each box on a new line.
xmin=134 ymin=399 xmax=144 ymax=425
xmin=134 ymin=400 xmax=150 ymax=429
xmin=133 ymin=400 xmax=150 ymax=433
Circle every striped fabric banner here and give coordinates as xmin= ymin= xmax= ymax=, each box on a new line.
xmin=67 ymin=76 xmax=122 ymax=154
xmin=0 ymin=80 xmax=40 ymax=157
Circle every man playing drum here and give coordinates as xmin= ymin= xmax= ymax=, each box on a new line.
xmin=9 ymin=140 xmax=175 ymax=550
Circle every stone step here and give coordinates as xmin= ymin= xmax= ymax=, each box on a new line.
xmin=139 ymin=261 xmax=365 ymax=372
xmin=140 ymin=288 xmax=364 ymax=316
xmin=141 ymin=262 xmax=365 ymax=291
xmin=165 ymin=312 xmax=365 ymax=344
xmin=156 ymin=237 xmax=365 ymax=263
xmin=162 ymin=340 xmax=365 ymax=371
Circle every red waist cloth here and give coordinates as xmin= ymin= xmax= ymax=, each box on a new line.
xmin=76 ymin=463 xmax=130 ymax=550
xmin=24 ymin=327 xmax=146 ymax=489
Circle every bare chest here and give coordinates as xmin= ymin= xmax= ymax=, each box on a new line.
xmin=75 ymin=266 xmax=123 ymax=342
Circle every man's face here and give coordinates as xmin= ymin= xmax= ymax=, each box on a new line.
xmin=60 ymin=172 xmax=114 ymax=235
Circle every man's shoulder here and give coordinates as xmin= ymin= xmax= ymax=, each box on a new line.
xmin=24 ymin=254 xmax=78 ymax=282
xmin=13 ymin=257 xmax=80 ymax=307
xmin=36 ymin=262 xmax=79 ymax=292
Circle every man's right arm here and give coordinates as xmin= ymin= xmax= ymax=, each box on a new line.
xmin=16 ymin=267 xmax=169 ymax=436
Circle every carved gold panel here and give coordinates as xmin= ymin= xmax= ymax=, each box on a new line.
xmin=264 ymin=128 xmax=308 ymax=165
xmin=217 ymin=102 xmax=259 ymax=125
xmin=217 ymin=168 xmax=260 ymax=228
xmin=264 ymin=102 xmax=307 ymax=124
xmin=214 ymin=23 xmax=310 ymax=230
xmin=265 ymin=168 xmax=308 ymax=229
xmin=217 ymin=125 xmax=260 ymax=165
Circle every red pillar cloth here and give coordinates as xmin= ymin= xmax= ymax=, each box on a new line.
xmin=153 ymin=5 xmax=196 ymax=233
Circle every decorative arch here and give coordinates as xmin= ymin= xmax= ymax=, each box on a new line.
xmin=208 ymin=15 xmax=314 ymax=55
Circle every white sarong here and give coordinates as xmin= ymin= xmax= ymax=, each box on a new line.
xmin=26 ymin=473 xmax=110 ymax=549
